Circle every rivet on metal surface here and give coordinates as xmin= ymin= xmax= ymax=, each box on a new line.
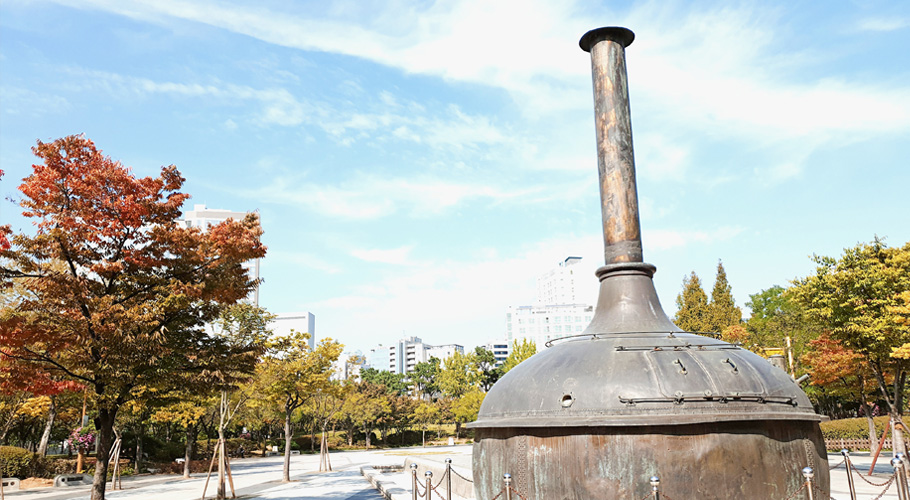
xmin=673 ymin=358 xmax=687 ymax=374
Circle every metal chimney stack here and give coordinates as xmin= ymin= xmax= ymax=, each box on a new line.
xmin=468 ymin=27 xmax=829 ymax=499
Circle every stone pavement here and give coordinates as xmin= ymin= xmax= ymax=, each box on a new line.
xmin=2 ymin=445 xmax=903 ymax=499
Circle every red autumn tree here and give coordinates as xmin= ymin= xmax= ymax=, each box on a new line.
xmin=801 ymin=333 xmax=882 ymax=450
xmin=0 ymin=135 xmax=266 ymax=500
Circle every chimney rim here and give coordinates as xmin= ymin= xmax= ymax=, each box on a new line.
xmin=579 ymin=26 xmax=635 ymax=52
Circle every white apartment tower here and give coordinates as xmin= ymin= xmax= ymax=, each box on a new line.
xmin=269 ymin=312 xmax=316 ymax=350
xmin=178 ymin=204 xmax=261 ymax=305
xmin=506 ymin=257 xmax=594 ymax=350
xmin=537 ymin=256 xmax=582 ymax=305
xmin=368 ymin=337 xmax=464 ymax=375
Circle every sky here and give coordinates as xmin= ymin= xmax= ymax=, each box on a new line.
xmin=1 ymin=0 xmax=909 ymax=356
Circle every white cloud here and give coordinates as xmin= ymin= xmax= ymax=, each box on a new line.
xmin=225 ymin=173 xmax=542 ymax=220
xmin=309 ymin=233 xmax=604 ymax=348
xmin=266 ymin=250 xmax=342 ymax=274
xmin=644 ymin=226 xmax=745 ymax=251
xmin=857 ymin=17 xmax=910 ymax=32
xmin=350 ymin=245 xmax=416 ymax=266
xmin=48 ymin=0 xmax=910 ymax=185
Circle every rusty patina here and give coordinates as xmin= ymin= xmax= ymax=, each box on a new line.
xmin=468 ymin=26 xmax=829 ymax=499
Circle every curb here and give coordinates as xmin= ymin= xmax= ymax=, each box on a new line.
xmin=361 ymin=465 xmax=410 ymax=500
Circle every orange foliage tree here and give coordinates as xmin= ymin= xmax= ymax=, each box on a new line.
xmin=801 ymin=333 xmax=882 ymax=449
xmin=0 ymin=135 xmax=266 ymax=500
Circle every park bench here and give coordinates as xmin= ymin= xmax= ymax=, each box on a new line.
xmin=54 ymin=474 xmax=91 ymax=487
xmin=1 ymin=477 xmax=21 ymax=491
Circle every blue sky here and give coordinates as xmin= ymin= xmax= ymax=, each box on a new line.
xmin=2 ymin=0 xmax=908 ymax=355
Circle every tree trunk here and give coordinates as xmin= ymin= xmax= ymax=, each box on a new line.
xmin=896 ymin=373 xmax=907 ymax=455
xmin=347 ymin=422 xmax=354 ymax=446
xmin=37 ymin=397 xmax=57 ymax=456
xmin=90 ymin=407 xmax=118 ymax=500
xmin=455 ymin=421 xmax=461 ymax=439
xmin=183 ymin=423 xmax=196 ymax=479
xmin=217 ymin=429 xmax=226 ymax=500
xmin=422 ymin=428 xmax=425 ymax=447
xmin=135 ymin=430 xmax=143 ymax=473
xmin=860 ymin=401 xmax=878 ymax=452
xmin=283 ymin=406 xmax=292 ymax=482
xmin=364 ymin=425 xmax=371 ymax=450
xmin=310 ymin=425 xmax=316 ymax=452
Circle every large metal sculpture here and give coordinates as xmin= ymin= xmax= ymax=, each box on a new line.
xmin=468 ymin=27 xmax=829 ymax=499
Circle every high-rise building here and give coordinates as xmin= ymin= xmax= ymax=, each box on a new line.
xmin=506 ymin=303 xmax=594 ymax=349
xmin=332 ymin=351 xmax=365 ymax=381
xmin=178 ymin=204 xmax=261 ymax=305
xmin=506 ymin=257 xmax=594 ymax=350
xmin=536 ymin=256 xmax=582 ymax=305
xmin=483 ymin=340 xmax=511 ymax=367
xmin=269 ymin=312 xmax=316 ymax=350
xmin=427 ymin=343 xmax=464 ymax=362
xmin=366 ymin=337 xmax=464 ymax=375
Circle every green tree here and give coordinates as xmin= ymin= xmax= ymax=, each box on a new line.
xmin=707 ymin=261 xmax=742 ymax=332
xmin=340 ymin=381 xmax=389 ymax=449
xmin=791 ymin=238 xmax=910 ymax=453
xmin=257 ymin=334 xmax=342 ymax=481
xmin=472 ymin=347 xmax=500 ymax=392
xmin=745 ymin=285 xmax=818 ymax=372
xmin=674 ymin=271 xmax=710 ymax=331
xmin=413 ymin=401 xmax=439 ymax=447
xmin=0 ymin=136 xmax=265 ymax=500
xmin=410 ymin=358 xmax=440 ymax=400
xmin=360 ymin=368 xmax=408 ymax=396
xmin=438 ymin=351 xmax=480 ymax=399
xmin=501 ymin=339 xmax=537 ymax=374
xmin=451 ymin=390 xmax=485 ymax=438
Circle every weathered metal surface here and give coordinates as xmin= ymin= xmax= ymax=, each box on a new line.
xmin=471 ymin=331 xmax=822 ymax=428
xmin=583 ymin=27 xmax=642 ymax=265
xmin=469 ymin=25 xmax=829 ymax=499
xmin=473 ymin=422 xmax=830 ymax=499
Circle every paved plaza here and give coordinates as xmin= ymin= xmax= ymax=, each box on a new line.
xmin=2 ymin=445 xmax=902 ymax=499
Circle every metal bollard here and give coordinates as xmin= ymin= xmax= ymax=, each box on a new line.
xmin=892 ymin=457 xmax=908 ymax=500
xmin=425 ymin=471 xmax=433 ymax=500
xmin=650 ymin=476 xmax=660 ymax=500
xmin=445 ymin=458 xmax=452 ymax=500
xmin=842 ymin=449 xmax=856 ymax=500
xmin=503 ymin=473 xmax=512 ymax=500
xmin=411 ymin=463 xmax=419 ymax=500
xmin=898 ymin=453 xmax=910 ymax=499
xmin=802 ymin=467 xmax=815 ymax=500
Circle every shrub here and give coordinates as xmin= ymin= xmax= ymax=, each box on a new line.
xmin=386 ymin=430 xmax=422 ymax=447
xmin=0 ymin=446 xmax=40 ymax=478
xmin=820 ymin=416 xmax=889 ymax=444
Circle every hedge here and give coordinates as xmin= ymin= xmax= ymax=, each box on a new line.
xmin=0 ymin=446 xmax=40 ymax=478
xmin=819 ymin=416 xmax=889 ymax=441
